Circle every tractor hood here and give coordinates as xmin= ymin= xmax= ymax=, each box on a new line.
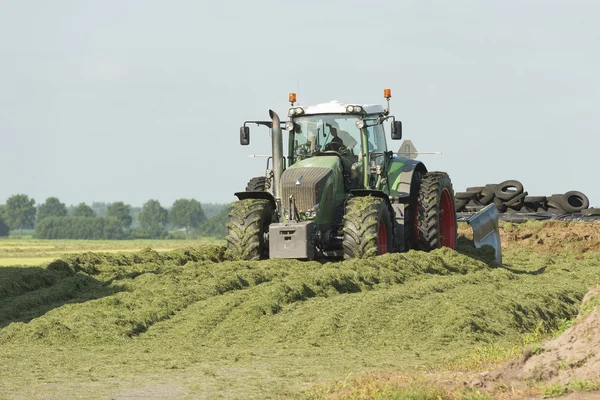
xmin=279 ymin=155 xmax=344 ymax=223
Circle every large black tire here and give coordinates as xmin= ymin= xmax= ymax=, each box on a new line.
xmin=416 ymin=172 xmax=458 ymax=251
xmin=455 ymin=191 xmax=479 ymax=200
xmin=525 ymin=196 xmax=547 ymax=203
xmin=455 ymin=199 xmax=468 ymax=212
xmin=245 ymin=176 xmax=267 ymax=192
xmin=343 ymin=196 xmax=393 ymax=259
xmin=404 ymin=170 xmax=423 ymax=250
xmin=495 ymin=180 xmax=524 ymax=201
xmin=561 ymin=191 xmax=590 ymax=213
xmin=479 ymin=184 xmax=498 ymax=205
xmin=547 ymin=194 xmax=567 ymax=212
xmin=505 ymin=191 xmax=528 ymax=207
xmin=226 ymin=199 xmax=273 ymax=260
xmin=481 ymin=184 xmax=498 ymax=197
xmin=466 ymin=186 xmax=485 ymax=194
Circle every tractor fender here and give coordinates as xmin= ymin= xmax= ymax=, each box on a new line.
xmin=234 ymin=191 xmax=277 ymax=211
xmin=394 ymin=159 xmax=427 ymax=201
xmin=348 ymin=189 xmax=394 ymax=214
xmin=349 ymin=189 xmax=390 ymax=203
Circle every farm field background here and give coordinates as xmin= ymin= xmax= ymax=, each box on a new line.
xmin=1 ymin=221 xmax=600 ymax=399
xmin=0 ymin=237 xmax=224 ymax=266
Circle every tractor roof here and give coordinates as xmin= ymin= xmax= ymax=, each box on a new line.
xmin=294 ymin=101 xmax=385 ymax=116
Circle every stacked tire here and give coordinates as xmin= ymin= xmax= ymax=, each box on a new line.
xmin=455 ymin=180 xmax=594 ymax=215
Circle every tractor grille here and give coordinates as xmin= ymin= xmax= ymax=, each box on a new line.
xmin=280 ymin=167 xmax=332 ymax=213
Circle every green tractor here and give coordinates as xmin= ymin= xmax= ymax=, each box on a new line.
xmin=227 ymin=89 xmax=460 ymax=260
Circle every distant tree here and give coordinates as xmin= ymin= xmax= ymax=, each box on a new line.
xmin=5 ymin=194 xmax=36 ymax=238
xmin=199 ymin=203 xmax=231 ymax=239
xmin=72 ymin=203 xmax=95 ymax=218
xmin=91 ymin=202 xmax=108 ymax=217
xmin=37 ymin=197 xmax=68 ymax=222
xmin=202 ymin=203 xmax=229 ymax=218
xmin=0 ymin=206 xmax=9 ymax=237
xmin=169 ymin=199 xmax=206 ymax=239
xmin=130 ymin=206 xmax=142 ymax=229
xmin=107 ymin=201 xmax=133 ymax=229
xmin=34 ymin=216 xmax=124 ymax=240
xmin=139 ymin=199 xmax=168 ymax=238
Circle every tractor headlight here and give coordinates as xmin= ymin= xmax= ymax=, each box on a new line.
xmin=346 ymin=105 xmax=355 ymax=113
xmin=285 ymin=121 xmax=294 ymax=131
xmin=355 ymin=119 xmax=365 ymax=129
xmin=354 ymin=106 xmax=363 ymax=113
xmin=288 ymin=107 xmax=305 ymax=116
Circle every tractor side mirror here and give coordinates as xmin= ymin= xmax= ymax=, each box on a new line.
xmin=391 ymin=120 xmax=402 ymax=140
xmin=240 ymin=126 xmax=250 ymax=145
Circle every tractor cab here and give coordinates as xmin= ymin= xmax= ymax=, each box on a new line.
xmin=285 ymin=92 xmax=402 ymax=195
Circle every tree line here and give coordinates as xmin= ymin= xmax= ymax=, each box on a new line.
xmin=0 ymin=194 xmax=231 ymax=240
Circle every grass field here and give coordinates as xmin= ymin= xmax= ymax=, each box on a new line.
xmin=1 ymin=223 xmax=599 ymax=399
xmin=0 ymin=237 xmax=224 ymax=266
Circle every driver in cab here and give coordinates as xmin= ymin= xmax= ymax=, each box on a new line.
xmin=325 ymin=122 xmax=345 ymax=152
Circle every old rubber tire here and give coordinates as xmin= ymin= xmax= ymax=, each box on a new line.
xmin=494 ymin=180 xmax=524 ymax=201
xmin=481 ymin=184 xmax=498 ymax=197
xmin=416 ymin=172 xmax=457 ymax=250
xmin=466 ymin=186 xmax=485 ymax=194
xmin=582 ymin=208 xmax=600 ymax=216
xmin=455 ymin=199 xmax=468 ymax=212
xmin=505 ymin=191 xmax=528 ymax=207
xmin=343 ymin=196 xmax=393 ymax=259
xmin=226 ymin=199 xmax=273 ymax=260
xmin=547 ymin=194 xmax=567 ymax=212
xmin=455 ymin=191 xmax=479 ymax=200
xmin=479 ymin=184 xmax=498 ymax=205
xmin=525 ymin=196 xmax=547 ymax=203
xmin=245 ymin=176 xmax=267 ymax=192
xmin=561 ymin=191 xmax=590 ymax=213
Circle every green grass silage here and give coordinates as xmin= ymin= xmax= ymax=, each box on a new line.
xmin=1 ymin=242 xmax=600 ymax=399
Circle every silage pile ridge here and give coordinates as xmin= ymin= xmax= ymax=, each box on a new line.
xmin=2 ymin=241 xmax=599 ymax=364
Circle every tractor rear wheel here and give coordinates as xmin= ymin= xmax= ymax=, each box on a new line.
xmin=405 ymin=170 xmax=423 ymax=251
xmin=416 ymin=172 xmax=457 ymax=250
xmin=245 ymin=176 xmax=267 ymax=192
xmin=343 ymin=196 xmax=393 ymax=259
xmin=226 ymin=199 xmax=273 ymax=260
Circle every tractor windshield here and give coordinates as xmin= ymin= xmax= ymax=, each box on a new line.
xmin=290 ymin=114 xmax=387 ymax=162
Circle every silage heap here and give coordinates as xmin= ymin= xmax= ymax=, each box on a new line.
xmin=2 ymin=242 xmax=600 ymax=373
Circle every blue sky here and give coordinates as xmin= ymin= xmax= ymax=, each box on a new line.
xmin=1 ymin=0 xmax=598 ymax=207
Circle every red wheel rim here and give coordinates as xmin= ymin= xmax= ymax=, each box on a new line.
xmin=440 ymin=188 xmax=456 ymax=248
xmin=378 ymin=219 xmax=388 ymax=254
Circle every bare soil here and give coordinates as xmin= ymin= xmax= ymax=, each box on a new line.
xmin=459 ymin=221 xmax=600 ymax=254
xmin=470 ymin=286 xmax=600 ymax=398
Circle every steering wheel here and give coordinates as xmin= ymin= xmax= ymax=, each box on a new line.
xmin=324 ymin=142 xmax=347 ymax=153
xmin=295 ymin=143 xmax=311 ymax=159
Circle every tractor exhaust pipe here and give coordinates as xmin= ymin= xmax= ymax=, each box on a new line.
xmin=269 ymin=109 xmax=284 ymax=212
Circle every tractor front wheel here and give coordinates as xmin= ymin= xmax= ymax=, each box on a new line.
xmin=343 ymin=196 xmax=393 ymax=259
xmin=226 ymin=199 xmax=273 ymax=260
xmin=416 ymin=172 xmax=457 ymax=250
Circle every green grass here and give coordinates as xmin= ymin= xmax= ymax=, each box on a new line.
xmin=0 ymin=239 xmax=599 ymax=398
xmin=0 ymin=238 xmax=224 ymax=266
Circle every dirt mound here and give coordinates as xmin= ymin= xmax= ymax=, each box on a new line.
xmin=473 ymin=286 xmax=600 ymax=394
xmin=459 ymin=220 xmax=600 ymax=254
